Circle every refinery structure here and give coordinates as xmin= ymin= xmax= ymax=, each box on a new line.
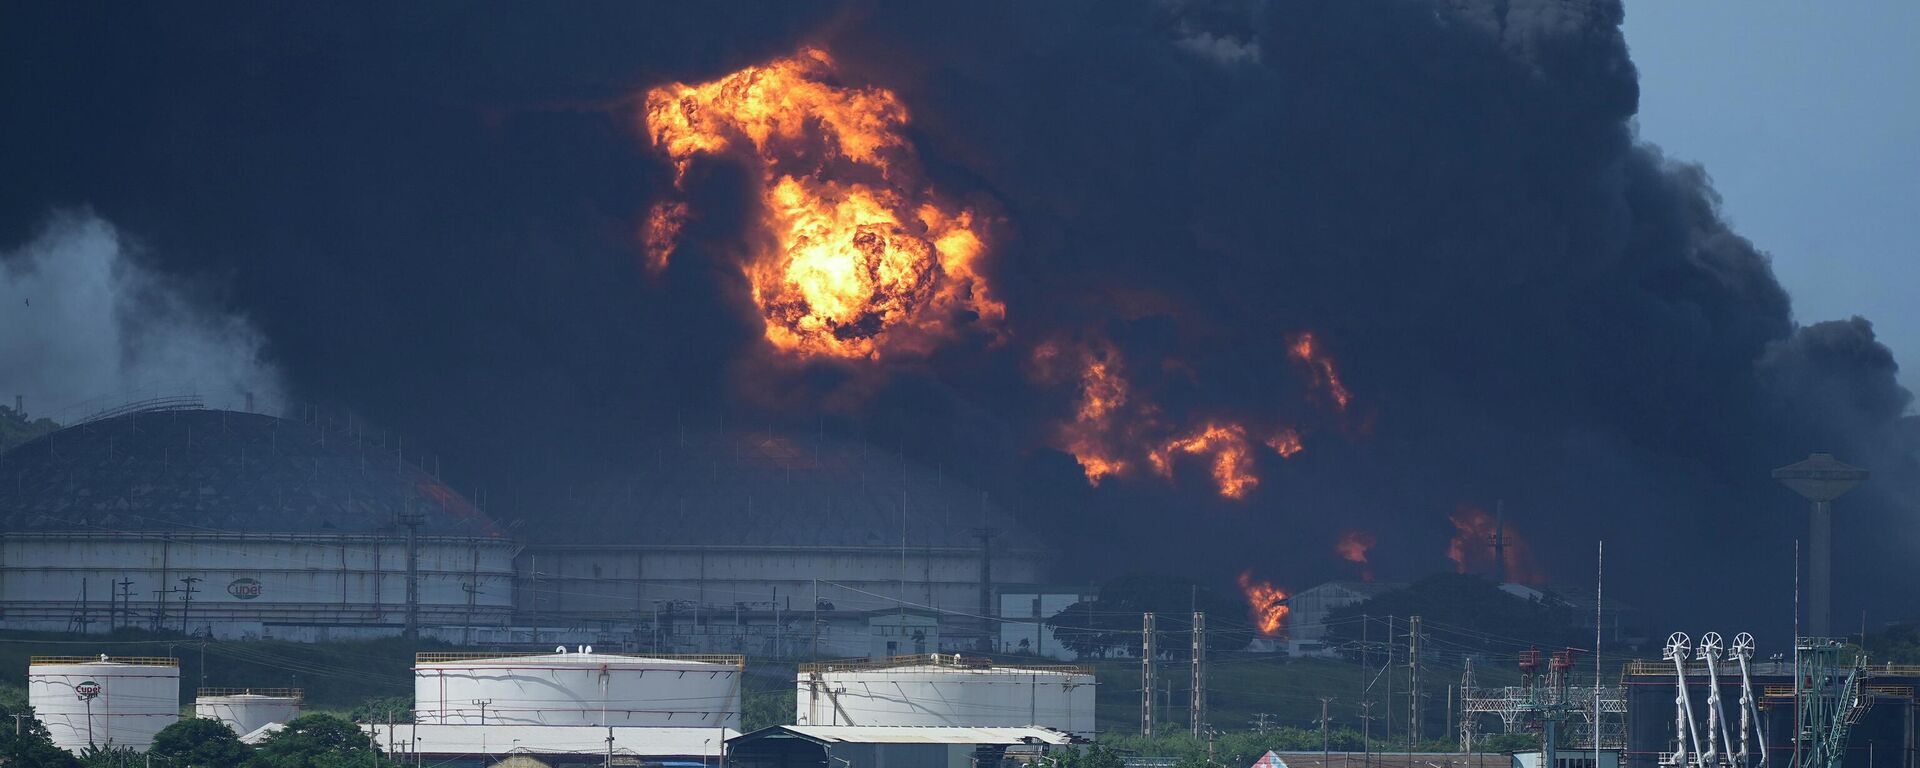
xmin=0 ymin=401 xmax=1048 ymax=654
xmin=8 ymin=400 xmax=1920 ymax=768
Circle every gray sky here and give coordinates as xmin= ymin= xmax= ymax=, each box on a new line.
xmin=1623 ymin=2 xmax=1920 ymax=395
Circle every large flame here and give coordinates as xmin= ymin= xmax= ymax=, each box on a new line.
xmin=1237 ymin=571 xmax=1290 ymax=636
xmin=1447 ymin=505 xmax=1542 ymax=584
xmin=1150 ymin=422 xmax=1262 ymax=499
xmin=1291 ymin=332 xmax=1352 ymax=410
xmin=644 ymin=47 xmax=1001 ymax=359
xmin=1034 ymin=336 xmax=1305 ymax=498
xmin=1035 ymin=338 xmax=1134 ymax=484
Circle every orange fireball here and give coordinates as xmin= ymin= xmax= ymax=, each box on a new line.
xmin=644 ymin=47 xmax=1001 ymax=359
xmin=1237 ymin=571 xmax=1290 ymax=636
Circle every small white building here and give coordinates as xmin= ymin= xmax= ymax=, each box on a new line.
xmin=998 ymin=586 xmax=1093 ymax=660
xmin=867 ymin=609 xmax=941 ymax=659
xmin=1283 ymin=581 xmax=1403 ymax=655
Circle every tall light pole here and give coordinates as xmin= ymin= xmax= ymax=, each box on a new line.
xmin=1772 ymin=453 xmax=1867 ymax=638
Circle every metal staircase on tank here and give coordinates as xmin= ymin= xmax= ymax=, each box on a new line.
xmin=1794 ymin=638 xmax=1868 ymax=768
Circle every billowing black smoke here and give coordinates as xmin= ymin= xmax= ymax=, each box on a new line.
xmin=2 ymin=1 xmax=1911 ymax=634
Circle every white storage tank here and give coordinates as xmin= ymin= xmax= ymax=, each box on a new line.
xmin=28 ymin=655 xmax=181 ymax=753
xmin=414 ymin=647 xmax=743 ymax=729
xmin=194 ymin=688 xmax=302 ymax=736
xmin=796 ymin=654 xmax=1096 ymax=737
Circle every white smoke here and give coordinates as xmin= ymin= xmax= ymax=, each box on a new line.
xmin=0 ymin=211 xmax=284 ymax=421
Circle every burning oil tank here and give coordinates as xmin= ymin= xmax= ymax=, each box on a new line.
xmin=413 ymin=648 xmax=744 ymax=729
xmin=796 ymin=654 xmax=1095 ymax=737
xmin=193 ymin=688 xmax=302 ymax=736
xmin=28 ymin=655 xmax=180 ymax=753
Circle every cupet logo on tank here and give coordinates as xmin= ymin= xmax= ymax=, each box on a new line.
xmin=227 ymin=578 xmax=263 ymax=599
xmin=74 ymin=680 xmax=101 ymax=699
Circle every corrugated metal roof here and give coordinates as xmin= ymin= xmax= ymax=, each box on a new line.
xmin=367 ymin=724 xmax=738 ymax=756
xmin=752 ymin=725 xmax=1077 ymax=745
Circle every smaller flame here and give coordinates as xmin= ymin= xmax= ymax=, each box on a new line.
xmin=644 ymin=202 xmax=689 ymax=273
xmin=1291 ymin=332 xmax=1352 ymax=410
xmin=1447 ymin=505 xmax=1542 ymax=584
xmin=1336 ymin=529 xmax=1377 ymax=581
xmin=1238 ymin=571 xmax=1290 ymax=636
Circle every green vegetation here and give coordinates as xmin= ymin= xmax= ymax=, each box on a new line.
xmin=245 ymin=713 xmax=400 ymax=767
xmin=0 ymin=404 xmax=59 ymax=453
xmin=1047 ymin=573 xmax=1253 ymax=658
xmin=150 ymin=717 xmax=250 ymax=768
xmin=1324 ymin=575 xmax=1585 ymax=659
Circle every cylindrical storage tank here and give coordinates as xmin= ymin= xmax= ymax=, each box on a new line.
xmin=193 ymin=688 xmax=302 ymax=736
xmin=797 ymin=654 xmax=1096 ymax=737
xmin=28 ymin=656 xmax=180 ymax=753
xmin=413 ymin=649 xmax=742 ymax=729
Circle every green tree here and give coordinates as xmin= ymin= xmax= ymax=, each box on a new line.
xmin=151 ymin=717 xmax=250 ymax=768
xmin=1046 ymin=572 xmax=1252 ymax=658
xmin=0 ymin=696 xmax=82 ymax=768
xmin=78 ymin=745 xmax=143 ymax=767
xmin=348 ymin=695 xmax=414 ymax=724
xmin=244 ymin=713 xmax=394 ymax=768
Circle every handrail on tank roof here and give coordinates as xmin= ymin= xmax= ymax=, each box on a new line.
xmin=31 ymin=656 xmax=180 ymax=667
xmin=415 ymin=651 xmax=744 ymax=666
xmin=197 ymin=687 xmax=303 ymax=700
xmin=798 ymin=653 xmax=1091 ymax=675
xmin=74 ymin=395 xmax=207 ymax=426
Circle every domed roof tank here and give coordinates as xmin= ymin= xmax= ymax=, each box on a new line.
xmin=0 ymin=407 xmax=498 ymax=536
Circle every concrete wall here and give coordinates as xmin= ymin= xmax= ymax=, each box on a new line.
xmin=0 ymin=532 xmax=516 ymax=639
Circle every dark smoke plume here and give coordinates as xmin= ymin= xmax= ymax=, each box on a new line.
xmin=1 ymin=0 xmax=1912 ymax=633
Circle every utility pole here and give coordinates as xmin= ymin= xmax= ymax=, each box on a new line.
xmin=153 ymin=584 xmax=180 ymax=632
xmin=1409 ymin=615 xmax=1422 ymax=746
xmin=462 ymin=582 xmax=481 ymax=646
xmin=606 ymin=725 xmax=615 ymax=768
xmin=1191 ymin=612 xmax=1207 ymax=738
xmin=1320 ymin=697 xmax=1337 ymax=768
xmin=401 ymin=507 xmax=426 ymax=640
xmin=179 ymin=577 xmax=201 ymax=636
xmin=1493 ymin=502 xmax=1508 ymax=584
xmin=1360 ymin=701 xmax=1377 ymax=768
xmin=472 ymin=699 xmax=492 ymax=725
xmin=973 ymin=527 xmax=1000 ymax=651
xmin=1142 ymin=612 xmax=1156 ymax=738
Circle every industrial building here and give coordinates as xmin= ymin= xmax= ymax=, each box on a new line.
xmin=726 ymin=724 xmax=1080 ymax=768
xmin=0 ymin=403 xmax=1055 ymax=650
xmin=1622 ymin=646 xmax=1919 ymax=768
xmin=796 ymin=654 xmax=1096 ymax=737
xmin=367 ymin=723 xmax=736 ymax=767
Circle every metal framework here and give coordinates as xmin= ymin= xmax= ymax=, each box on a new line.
xmin=1460 ymin=648 xmax=1627 ymax=751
